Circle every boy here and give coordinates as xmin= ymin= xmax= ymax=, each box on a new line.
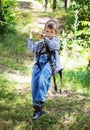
xmin=27 ymin=20 xmax=63 ymax=120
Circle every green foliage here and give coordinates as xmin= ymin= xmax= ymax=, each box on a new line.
xmin=74 ymin=0 xmax=90 ymax=21
xmin=57 ymin=0 xmax=64 ymax=9
xmin=38 ymin=0 xmax=43 ymax=4
xmin=0 ymin=0 xmax=17 ymax=34
xmin=70 ymin=0 xmax=90 ymax=30
xmin=60 ymin=7 xmax=90 ymax=64
xmin=0 ymin=73 xmax=16 ymax=100
xmin=62 ymin=67 xmax=90 ymax=92
xmin=0 ymin=33 xmax=29 ymax=74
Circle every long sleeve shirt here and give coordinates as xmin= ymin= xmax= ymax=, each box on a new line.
xmin=27 ymin=37 xmax=63 ymax=73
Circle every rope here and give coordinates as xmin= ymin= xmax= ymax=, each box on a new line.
xmin=0 ymin=20 xmax=89 ymax=41
xmin=0 ymin=20 xmax=16 ymax=27
xmin=0 ymin=20 xmax=22 ymax=30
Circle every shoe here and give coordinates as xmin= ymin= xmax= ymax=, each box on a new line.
xmin=33 ymin=101 xmax=43 ymax=111
xmin=32 ymin=110 xmax=45 ymax=120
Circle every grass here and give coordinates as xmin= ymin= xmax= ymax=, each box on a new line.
xmin=0 ymin=66 xmax=90 ymax=129
xmin=38 ymin=10 xmax=65 ymax=18
xmin=0 ymin=6 xmax=90 ymax=130
xmin=0 ymin=32 xmax=32 ymax=74
xmin=0 ymin=74 xmax=90 ymax=130
xmin=55 ymin=67 xmax=90 ymax=93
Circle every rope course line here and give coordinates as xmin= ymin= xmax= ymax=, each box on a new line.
xmin=0 ymin=20 xmax=16 ymax=27
xmin=0 ymin=20 xmax=89 ymax=41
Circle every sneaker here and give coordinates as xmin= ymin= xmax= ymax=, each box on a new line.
xmin=32 ymin=110 xmax=45 ymax=120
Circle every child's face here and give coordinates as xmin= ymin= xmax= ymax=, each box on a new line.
xmin=44 ymin=27 xmax=57 ymax=39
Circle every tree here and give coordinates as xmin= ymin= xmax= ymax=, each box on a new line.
xmin=65 ymin=0 xmax=71 ymax=10
xmin=43 ymin=0 xmax=48 ymax=11
xmin=53 ymin=0 xmax=57 ymax=11
xmin=0 ymin=0 xmax=2 ymax=21
xmin=0 ymin=0 xmax=4 ymax=34
xmin=0 ymin=0 xmax=17 ymax=34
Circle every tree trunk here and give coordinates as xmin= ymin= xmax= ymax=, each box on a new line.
xmin=88 ymin=60 xmax=90 ymax=67
xmin=0 ymin=0 xmax=2 ymax=21
xmin=53 ymin=0 xmax=56 ymax=11
xmin=0 ymin=0 xmax=4 ymax=34
xmin=43 ymin=0 xmax=48 ymax=11
xmin=65 ymin=0 xmax=70 ymax=10
xmin=65 ymin=0 xmax=67 ymax=10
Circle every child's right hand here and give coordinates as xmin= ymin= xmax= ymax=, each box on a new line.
xmin=29 ymin=30 xmax=45 ymax=40
xmin=29 ymin=30 xmax=34 ymax=39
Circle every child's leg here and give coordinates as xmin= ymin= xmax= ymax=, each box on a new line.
xmin=35 ymin=62 xmax=52 ymax=102
xmin=31 ymin=65 xmax=41 ymax=104
xmin=32 ymin=63 xmax=52 ymax=120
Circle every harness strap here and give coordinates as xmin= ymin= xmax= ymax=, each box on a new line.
xmin=58 ymin=70 xmax=63 ymax=93
xmin=49 ymin=61 xmax=58 ymax=91
xmin=36 ymin=40 xmax=63 ymax=93
xmin=45 ymin=46 xmax=58 ymax=92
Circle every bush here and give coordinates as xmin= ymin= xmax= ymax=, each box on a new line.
xmin=74 ymin=0 xmax=90 ymax=21
xmin=0 ymin=0 xmax=17 ymax=34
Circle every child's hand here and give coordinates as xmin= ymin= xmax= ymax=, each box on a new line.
xmin=29 ymin=30 xmax=34 ymax=39
xmin=29 ymin=30 xmax=45 ymax=40
xmin=38 ymin=32 xmax=45 ymax=39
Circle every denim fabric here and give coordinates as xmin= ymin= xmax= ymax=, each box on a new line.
xmin=31 ymin=62 xmax=52 ymax=104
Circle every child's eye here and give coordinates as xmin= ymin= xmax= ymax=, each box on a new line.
xmin=46 ymin=30 xmax=49 ymax=33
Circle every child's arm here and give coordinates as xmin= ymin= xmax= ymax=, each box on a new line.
xmin=27 ymin=31 xmax=38 ymax=52
xmin=27 ymin=39 xmax=38 ymax=52
xmin=45 ymin=37 xmax=60 ymax=51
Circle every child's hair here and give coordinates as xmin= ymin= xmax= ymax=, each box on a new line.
xmin=44 ymin=20 xmax=58 ymax=32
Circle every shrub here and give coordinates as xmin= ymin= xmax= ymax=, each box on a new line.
xmin=0 ymin=0 xmax=17 ymax=34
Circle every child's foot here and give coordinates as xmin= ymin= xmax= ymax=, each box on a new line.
xmin=33 ymin=101 xmax=43 ymax=111
xmin=32 ymin=110 xmax=45 ymax=120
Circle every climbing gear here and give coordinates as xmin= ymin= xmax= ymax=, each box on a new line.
xmin=58 ymin=69 xmax=63 ymax=94
xmin=36 ymin=38 xmax=63 ymax=93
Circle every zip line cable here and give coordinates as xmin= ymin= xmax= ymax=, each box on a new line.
xmin=0 ymin=20 xmax=23 ymax=30
xmin=0 ymin=20 xmax=89 ymax=41
xmin=0 ymin=20 xmax=17 ymax=27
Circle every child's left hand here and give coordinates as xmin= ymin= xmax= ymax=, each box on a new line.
xmin=38 ymin=32 xmax=45 ymax=39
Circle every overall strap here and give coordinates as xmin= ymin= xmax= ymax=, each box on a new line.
xmin=36 ymin=41 xmax=47 ymax=69
xmin=36 ymin=39 xmax=63 ymax=93
xmin=46 ymin=42 xmax=63 ymax=93
xmin=45 ymin=45 xmax=57 ymax=91
xmin=58 ymin=70 xmax=63 ymax=93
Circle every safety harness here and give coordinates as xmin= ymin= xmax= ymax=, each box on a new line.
xmin=36 ymin=39 xmax=63 ymax=93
